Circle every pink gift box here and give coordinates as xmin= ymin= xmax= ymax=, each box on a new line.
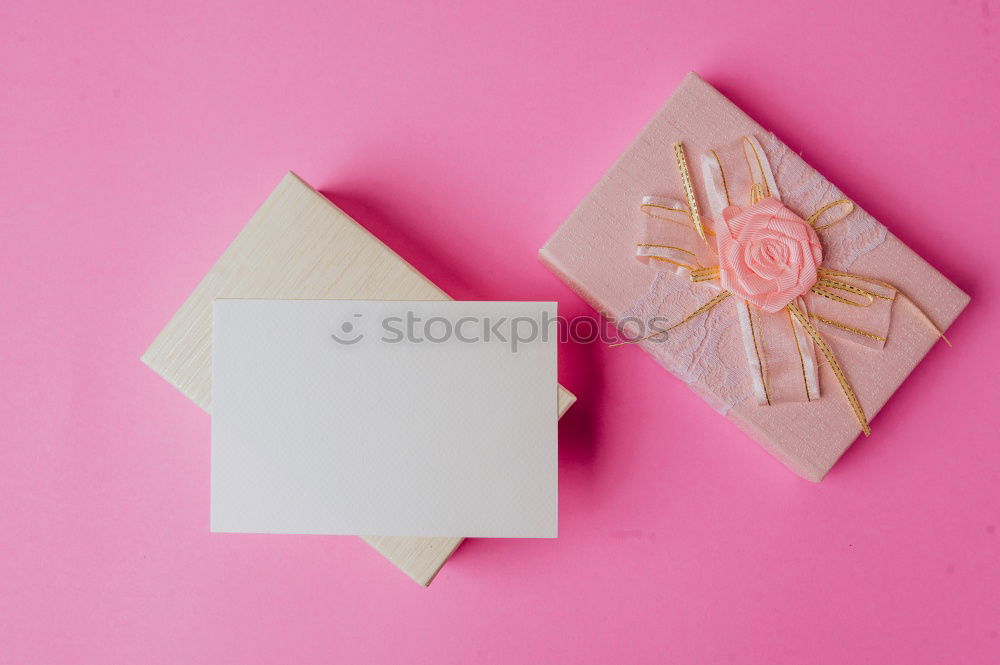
xmin=540 ymin=72 xmax=969 ymax=481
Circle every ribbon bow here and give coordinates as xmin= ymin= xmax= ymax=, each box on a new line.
xmin=630 ymin=136 xmax=947 ymax=435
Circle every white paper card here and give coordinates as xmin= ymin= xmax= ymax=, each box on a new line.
xmin=211 ymin=300 xmax=557 ymax=538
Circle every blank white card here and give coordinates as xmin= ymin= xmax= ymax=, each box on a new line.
xmin=211 ymin=300 xmax=557 ymax=538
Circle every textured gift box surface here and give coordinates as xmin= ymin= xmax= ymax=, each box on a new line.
xmin=540 ymin=73 xmax=968 ymax=481
xmin=142 ymin=172 xmax=576 ymax=584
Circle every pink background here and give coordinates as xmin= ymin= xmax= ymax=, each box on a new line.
xmin=1 ymin=1 xmax=997 ymax=662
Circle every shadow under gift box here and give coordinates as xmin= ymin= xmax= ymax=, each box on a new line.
xmin=539 ymin=72 xmax=968 ymax=482
xmin=142 ymin=172 xmax=576 ymax=586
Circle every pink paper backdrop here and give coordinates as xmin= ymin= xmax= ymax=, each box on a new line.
xmin=1 ymin=1 xmax=997 ymax=663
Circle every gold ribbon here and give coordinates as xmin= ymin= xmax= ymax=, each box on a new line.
xmin=673 ymin=142 xmax=708 ymax=243
xmin=625 ymin=140 xmax=949 ymax=436
xmin=787 ymin=300 xmax=871 ymax=435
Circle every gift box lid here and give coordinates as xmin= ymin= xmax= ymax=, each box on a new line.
xmin=540 ymin=73 xmax=967 ymax=481
xmin=143 ymin=172 xmax=576 ymax=584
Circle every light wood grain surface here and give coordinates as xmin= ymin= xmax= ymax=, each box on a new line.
xmin=142 ymin=172 xmax=575 ymax=586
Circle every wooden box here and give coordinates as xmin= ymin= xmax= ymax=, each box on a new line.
xmin=143 ymin=172 xmax=576 ymax=585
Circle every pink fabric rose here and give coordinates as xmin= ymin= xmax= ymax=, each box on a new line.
xmin=716 ymin=197 xmax=822 ymax=313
